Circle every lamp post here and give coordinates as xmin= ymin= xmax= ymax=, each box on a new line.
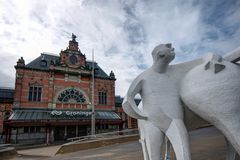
xmin=91 ymin=50 xmax=95 ymax=136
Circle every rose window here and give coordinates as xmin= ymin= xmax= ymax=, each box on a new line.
xmin=58 ymin=88 xmax=86 ymax=103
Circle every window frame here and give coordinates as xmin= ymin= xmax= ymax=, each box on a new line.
xmin=28 ymin=85 xmax=42 ymax=102
xmin=98 ymin=91 xmax=107 ymax=105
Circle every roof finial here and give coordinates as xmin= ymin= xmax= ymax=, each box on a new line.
xmin=72 ymin=33 xmax=77 ymax=42
xmin=109 ymin=70 xmax=115 ymax=79
xmin=16 ymin=57 xmax=25 ymax=67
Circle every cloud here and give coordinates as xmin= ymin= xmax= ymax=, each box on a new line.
xmin=0 ymin=0 xmax=239 ymax=96
xmin=193 ymin=0 xmax=240 ymax=54
xmin=0 ymin=70 xmax=15 ymax=88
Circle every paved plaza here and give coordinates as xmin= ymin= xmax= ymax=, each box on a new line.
xmin=12 ymin=127 xmax=239 ymax=160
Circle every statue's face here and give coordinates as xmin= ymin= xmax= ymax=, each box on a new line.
xmin=152 ymin=43 xmax=175 ymax=64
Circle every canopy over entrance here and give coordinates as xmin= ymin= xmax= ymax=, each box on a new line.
xmin=5 ymin=108 xmax=121 ymax=126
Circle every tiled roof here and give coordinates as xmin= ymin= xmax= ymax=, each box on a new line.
xmin=25 ymin=53 xmax=110 ymax=79
xmin=0 ymin=88 xmax=14 ymax=102
xmin=86 ymin=61 xmax=109 ymax=79
xmin=26 ymin=53 xmax=59 ymax=71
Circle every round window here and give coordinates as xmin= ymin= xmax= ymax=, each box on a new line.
xmin=69 ymin=55 xmax=78 ymax=65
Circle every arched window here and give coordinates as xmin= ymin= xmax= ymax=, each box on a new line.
xmin=57 ymin=88 xmax=86 ymax=103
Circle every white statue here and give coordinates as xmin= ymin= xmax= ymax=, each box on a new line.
xmin=123 ymin=43 xmax=240 ymax=160
xmin=123 ymin=44 xmax=196 ymax=160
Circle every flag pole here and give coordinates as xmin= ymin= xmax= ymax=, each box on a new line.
xmin=91 ymin=49 xmax=95 ymax=136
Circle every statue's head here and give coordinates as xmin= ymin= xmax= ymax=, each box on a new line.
xmin=151 ymin=43 xmax=175 ymax=65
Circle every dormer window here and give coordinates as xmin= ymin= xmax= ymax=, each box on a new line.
xmin=40 ymin=60 xmax=47 ymax=67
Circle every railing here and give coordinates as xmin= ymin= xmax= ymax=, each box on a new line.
xmin=66 ymin=129 xmax=139 ymax=144
xmin=0 ymin=144 xmax=14 ymax=151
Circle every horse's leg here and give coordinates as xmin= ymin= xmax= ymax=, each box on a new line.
xmin=225 ymin=137 xmax=236 ymax=160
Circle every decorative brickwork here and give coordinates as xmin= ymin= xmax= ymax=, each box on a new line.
xmin=13 ymin=36 xmax=116 ymax=111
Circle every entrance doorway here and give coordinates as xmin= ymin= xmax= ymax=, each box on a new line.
xmin=78 ymin=125 xmax=87 ymax=136
xmin=67 ymin=126 xmax=76 ymax=138
xmin=54 ymin=126 xmax=65 ymax=141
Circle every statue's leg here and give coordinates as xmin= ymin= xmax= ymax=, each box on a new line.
xmin=164 ymin=137 xmax=171 ymax=160
xmin=140 ymin=138 xmax=150 ymax=160
xmin=165 ymin=119 xmax=191 ymax=160
xmin=139 ymin=120 xmax=149 ymax=160
xmin=225 ymin=137 xmax=236 ymax=160
xmin=145 ymin=123 xmax=165 ymax=160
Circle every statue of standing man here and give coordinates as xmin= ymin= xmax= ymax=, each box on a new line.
xmin=122 ymin=44 xmax=192 ymax=160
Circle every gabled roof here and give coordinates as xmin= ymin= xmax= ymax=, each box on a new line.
xmin=25 ymin=53 xmax=111 ymax=79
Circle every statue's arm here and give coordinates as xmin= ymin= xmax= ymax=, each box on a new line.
xmin=122 ymin=77 xmax=147 ymax=120
xmin=172 ymin=46 xmax=240 ymax=76
xmin=172 ymin=57 xmax=203 ymax=74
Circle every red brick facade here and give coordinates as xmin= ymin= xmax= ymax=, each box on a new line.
xmin=14 ymin=37 xmax=115 ymax=111
xmin=115 ymin=96 xmax=139 ymax=129
xmin=14 ymin=68 xmax=115 ymax=110
xmin=127 ymin=117 xmax=138 ymax=129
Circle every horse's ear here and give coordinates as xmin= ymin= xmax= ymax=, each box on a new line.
xmin=214 ymin=63 xmax=225 ymax=73
xmin=166 ymin=43 xmax=172 ymax=48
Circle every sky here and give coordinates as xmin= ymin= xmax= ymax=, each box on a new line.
xmin=0 ymin=0 xmax=240 ymax=96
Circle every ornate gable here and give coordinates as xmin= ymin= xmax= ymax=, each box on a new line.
xmin=60 ymin=33 xmax=86 ymax=69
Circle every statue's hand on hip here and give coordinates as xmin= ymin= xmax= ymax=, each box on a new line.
xmin=122 ymin=99 xmax=148 ymax=120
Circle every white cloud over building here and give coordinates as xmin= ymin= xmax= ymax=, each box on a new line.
xmin=0 ymin=0 xmax=240 ymax=95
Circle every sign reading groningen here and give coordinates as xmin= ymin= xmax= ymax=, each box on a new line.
xmin=50 ymin=110 xmax=91 ymax=117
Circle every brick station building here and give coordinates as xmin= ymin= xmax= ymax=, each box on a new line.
xmin=115 ymin=96 xmax=139 ymax=129
xmin=3 ymin=35 xmax=123 ymax=144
